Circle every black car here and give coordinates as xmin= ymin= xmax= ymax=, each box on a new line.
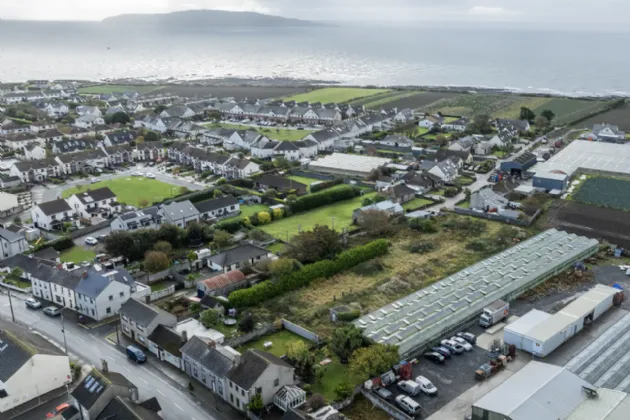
xmin=424 ymin=352 xmax=445 ymax=364
xmin=456 ymin=332 xmax=477 ymax=345
xmin=432 ymin=346 xmax=452 ymax=358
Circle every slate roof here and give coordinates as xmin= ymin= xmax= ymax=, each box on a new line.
xmin=33 ymin=247 xmax=60 ymax=261
xmin=38 ymin=128 xmax=64 ymax=138
xmin=225 ymin=157 xmax=255 ymax=170
xmin=56 ymin=148 xmax=108 ymax=163
xmin=435 ymin=149 xmax=468 ymax=164
xmin=148 ymin=325 xmax=183 ymax=357
xmin=199 ymin=270 xmax=246 ymax=292
xmin=32 ymin=264 xmax=82 ymax=289
xmin=73 ymin=187 xmax=116 ymax=204
xmin=390 ymin=183 xmax=416 ymax=198
xmin=54 ymin=138 xmax=96 ymax=153
xmin=13 ymin=158 xmax=59 ymax=172
xmin=497 ymin=118 xmax=530 ymax=132
xmin=119 ymin=298 xmax=165 ymax=327
xmin=73 ymin=271 xmax=113 ymax=299
xmin=208 ymin=244 xmax=268 ymax=268
xmin=162 ymin=200 xmax=200 ymax=221
xmin=445 ymin=117 xmax=470 ymax=127
xmin=37 ymin=198 xmax=72 ymax=215
xmin=2 ymin=133 xmax=38 ymax=142
xmin=194 ymin=196 xmax=239 ymax=214
xmin=0 ymin=254 xmax=56 ymax=271
xmin=107 ymin=131 xmax=136 ymax=144
xmin=96 ymin=396 xmax=162 ymax=420
xmin=226 ymin=348 xmax=292 ymax=390
xmin=0 ymin=227 xmax=23 ymax=243
xmin=136 ymin=141 xmax=164 ymax=151
xmin=593 ymin=123 xmax=624 ymax=136
xmin=72 ymin=369 xmax=135 ymax=411
xmin=180 ymin=336 xmax=235 ymax=377
xmin=256 ymin=174 xmax=307 ymax=192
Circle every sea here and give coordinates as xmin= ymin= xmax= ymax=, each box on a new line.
xmin=1 ymin=21 xmax=629 ymax=96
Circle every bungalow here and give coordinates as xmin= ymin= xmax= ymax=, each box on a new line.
xmin=386 ymin=183 xmax=416 ymax=204
xmin=52 ymin=137 xmax=97 ymax=154
xmin=207 ymin=244 xmax=271 ymax=273
xmin=10 ymin=158 xmax=61 ymax=182
xmin=45 ymin=102 xmax=69 ymax=117
xmin=67 ymin=187 xmax=120 ymax=219
xmin=393 ymin=108 xmax=414 ymax=124
xmin=29 ymin=121 xmax=57 ymax=133
xmin=194 ymin=196 xmax=240 ymax=221
xmin=103 ymin=130 xmax=137 ymax=147
xmin=590 ymin=123 xmax=626 ymax=143
xmin=496 ymin=118 xmax=531 ymax=133
xmin=352 ymin=200 xmax=404 ymax=224
xmin=136 ymin=141 xmax=166 ymax=162
xmin=160 ymin=105 xmax=195 ymax=119
xmin=74 ymin=114 xmax=105 ymax=129
xmin=442 ymin=117 xmax=470 ymax=132
xmin=255 ymin=174 xmax=308 ymax=195
xmin=111 ymin=206 xmax=164 ymax=231
xmin=418 ymin=114 xmax=444 ymax=129
xmin=22 ymin=143 xmax=47 ymax=160
xmin=0 ymin=227 xmax=28 ymax=259
xmin=378 ymin=134 xmax=413 ymax=148
xmin=197 ymin=270 xmax=247 ymax=297
xmin=470 ymin=186 xmax=511 ymax=211
xmin=119 ymin=298 xmax=177 ymax=348
xmin=162 ymin=200 xmax=200 ymax=227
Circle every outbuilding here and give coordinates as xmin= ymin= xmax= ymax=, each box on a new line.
xmin=503 ymin=309 xmax=551 ymax=351
xmin=533 ymin=171 xmax=569 ymax=192
xmin=500 ymin=152 xmax=537 ymax=177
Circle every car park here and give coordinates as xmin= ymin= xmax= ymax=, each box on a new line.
xmin=395 ymin=395 xmax=421 ymax=416
xmin=397 ymin=380 xmax=421 ymax=396
xmin=424 ymin=352 xmax=445 ymax=364
xmin=432 ymin=346 xmax=452 ymax=358
xmin=441 ymin=339 xmax=464 ymax=354
xmin=456 ymin=332 xmax=477 ymax=344
xmin=43 ymin=306 xmax=61 ymax=317
xmin=415 ymin=376 xmax=438 ymax=396
xmin=374 ymin=387 xmax=393 ymax=401
xmin=85 ymin=237 xmax=98 ymax=245
xmin=25 ymin=298 xmax=41 ymax=310
xmin=451 ymin=336 xmax=473 ymax=351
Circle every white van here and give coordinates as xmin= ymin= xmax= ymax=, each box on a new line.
xmin=395 ymin=395 xmax=421 ymax=415
xmin=397 ymin=379 xmax=421 ymax=396
xmin=415 ymin=375 xmax=438 ymax=396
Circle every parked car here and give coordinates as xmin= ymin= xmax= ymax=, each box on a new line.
xmin=126 ymin=345 xmax=146 ymax=364
xmin=395 ymin=395 xmax=421 ymax=416
xmin=432 ymin=346 xmax=452 ymax=358
xmin=374 ymin=387 xmax=393 ymax=401
xmin=145 ymin=173 xmax=156 ymax=179
xmin=97 ymin=234 xmax=108 ymax=242
xmin=441 ymin=339 xmax=464 ymax=354
xmin=397 ymin=380 xmax=421 ymax=396
xmin=43 ymin=306 xmax=61 ymax=317
xmin=451 ymin=336 xmax=473 ymax=351
xmin=46 ymin=403 xmax=70 ymax=418
xmin=25 ymin=298 xmax=41 ymax=310
xmin=424 ymin=352 xmax=445 ymax=364
xmin=456 ymin=332 xmax=477 ymax=344
xmin=85 ymin=237 xmax=98 ymax=246
xmin=90 ymin=177 xmax=99 ymax=184
xmin=415 ymin=376 xmax=438 ymax=396
xmin=132 ymin=171 xmax=142 ymax=176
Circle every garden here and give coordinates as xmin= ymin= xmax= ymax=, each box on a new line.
xmin=283 ymin=87 xmax=391 ymax=104
xmin=60 ymin=246 xmax=96 ymax=264
xmin=572 ymin=176 xmax=630 ymax=211
xmin=62 ymin=177 xmax=183 ymax=208
xmin=206 ymin=123 xmax=315 ymax=141
xmin=402 ymin=197 xmax=433 ymax=210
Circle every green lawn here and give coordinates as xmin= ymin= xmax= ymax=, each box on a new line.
xmin=402 ymin=197 xmax=433 ymax=210
xmin=2 ymin=278 xmax=31 ymax=289
xmin=60 ymin=247 xmax=96 ymax=264
xmin=149 ymin=281 xmax=175 ymax=292
xmin=415 ymin=126 xmax=430 ymax=136
xmin=283 ymin=88 xmax=391 ymax=104
xmin=456 ymin=176 xmax=475 ymax=186
xmin=311 ymin=356 xmax=355 ymax=402
xmin=62 ymin=177 xmax=180 ymax=207
xmin=78 ymin=85 xmax=162 ymax=94
xmin=286 ymin=175 xmax=321 ymax=186
xmin=492 ymin=150 xmax=508 ymax=158
xmin=458 ymin=200 xmax=471 ymax=209
xmin=205 ymin=123 xmax=314 ymax=142
xmin=238 ymin=204 xmax=271 ymax=219
xmin=267 ymin=242 xmax=286 ymax=254
xmin=432 ymin=189 xmax=446 ymax=196
xmin=237 ymin=329 xmax=306 ymax=358
xmin=260 ymin=193 xmax=374 ymax=240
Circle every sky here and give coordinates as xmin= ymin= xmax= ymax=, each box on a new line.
xmin=0 ymin=0 xmax=626 ymax=26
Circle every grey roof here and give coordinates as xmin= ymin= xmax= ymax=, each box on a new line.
xmin=107 ymin=131 xmax=136 ymax=144
xmin=72 ymin=369 xmax=135 ymax=410
xmin=497 ymin=118 xmax=530 ymax=132
xmin=444 ymin=117 xmax=470 ymax=127
xmin=13 ymin=158 xmax=59 ymax=172
xmin=307 ymin=128 xmax=340 ymax=142
xmin=208 ymin=244 xmax=268 ymax=268
xmin=38 ymin=128 xmax=64 ymax=138
xmin=37 ymin=198 xmax=72 ymax=215
xmin=355 ymin=200 xmax=404 ymax=214
xmin=256 ymin=174 xmax=307 ymax=192
xmin=119 ymin=298 xmax=164 ymax=327
xmin=74 ymin=271 xmax=114 ymax=299
xmin=226 ymin=348 xmax=292 ymax=390
xmin=225 ymin=157 xmax=255 ymax=170
xmin=390 ymin=183 xmax=416 ymax=198
xmin=355 ymin=229 xmax=599 ymax=356
xmin=0 ymin=227 xmax=23 ymax=243
xmin=33 ymin=247 xmax=60 ymax=261
xmin=73 ymin=187 xmax=116 ymax=204
xmin=434 ymin=158 xmax=459 ymax=178
xmin=163 ymin=105 xmax=192 ymax=117
xmin=32 ymin=264 xmax=82 ymax=289
xmin=593 ymin=123 xmax=625 ymax=137
xmin=181 ymin=336 xmax=235 ymax=377
xmin=148 ymin=325 xmax=183 ymax=357
xmin=194 ymin=196 xmax=239 ymax=214
xmin=0 ymin=254 xmax=56 ymax=271
xmin=162 ymin=200 xmax=200 ymax=221
xmin=96 ymin=396 xmax=162 ymax=420
xmin=54 ymin=138 xmax=96 ymax=153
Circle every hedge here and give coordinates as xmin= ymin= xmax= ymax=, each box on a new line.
xmin=289 ymin=185 xmax=360 ymax=214
xmin=214 ymin=218 xmax=244 ymax=233
xmin=309 ymin=178 xmax=343 ymax=193
xmin=228 ymin=239 xmax=389 ymax=307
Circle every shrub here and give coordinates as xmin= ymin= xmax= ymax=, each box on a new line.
xmin=444 ymin=186 xmax=459 ymax=197
xmin=337 ymin=310 xmax=361 ymax=322
xmin=48 ymin=236 xmax=75 ymax=252
xmin=310 ymin=178 xmax=343 ymax=193
xmin=289 ymin=185 xmax=360 ymax=214
xmin=408 ymin=241 xmax=435 ymax=254
xmin=409 ymin=218 xmax=438 ymax=233
xmin=214 ymin=218 xmax=244 ymax=233
xmin=229 ymin=239 xmax=389 ymax=307
xmin=257 ymin=211 xmax=272 ymax=225
xmin=200 ymin=309 xmax=220 ymax=327
xmin=272 ymin=207 xmax=284 ymax=220
xmin=334 ymin=382 xmax=353 ymax=400
xmin=239 ymin=313 xmax=255 ymax=332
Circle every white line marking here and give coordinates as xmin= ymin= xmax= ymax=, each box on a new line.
xmin=75 ymin=337 xmax=85 ymax=342
xmin=123 ymin=366 xmax=131 ymax=372
xmin=107 ymin=356 xmax=116 ymax=362
xmin=139 ymin=378 xmax=148 ymax=384
xmin=174 ymin=403 xmax=183 ymax=411
xmin=157 ymin=389 xmax=165 ymax=396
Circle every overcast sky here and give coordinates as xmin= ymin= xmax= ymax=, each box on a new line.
xmin=0 ymin=0 xmax=626 ymax=25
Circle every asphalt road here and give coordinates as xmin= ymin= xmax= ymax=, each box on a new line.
xmin=0 ymin=292 xmax=220 ymax=420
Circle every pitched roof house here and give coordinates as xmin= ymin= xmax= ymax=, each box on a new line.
xmin=197 ymin=270 xmax=247 ymax=297
xmin=207 ymin=244 xmax=271 ymax=273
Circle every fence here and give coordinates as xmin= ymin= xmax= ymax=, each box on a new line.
xmin=224 ymin=323 xmax=276 ymax=348
xmin=0 ymin=281 xmax=32 ymax=294
xmin=288 ymin=170 xmax=334 ymax=181
xmin=282 ymin=319 xmax=320 ymax=344
xmin=453 ymin=207 xmax=542 ymax=227
xmin=69 ymin=220 xmax=111 ymax=239
xmin=360 ymin=388 xmax=414 ymax=420
xmin=0 ymin=203 xmax=29 ymax=219
xmin=146 ymin=285 xmax=176 ymax=302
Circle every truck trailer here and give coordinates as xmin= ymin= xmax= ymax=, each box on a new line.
xmin=480 ymin=300 xmax=510 ymax=328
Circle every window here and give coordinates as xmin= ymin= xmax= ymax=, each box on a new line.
xmin=229 ymin=382 xmax=233 ymax=389
xmin=106 ymin=307 xmax=111 ymax=314
xmin=122 ymin=315 xmax=128 ymax=322
xmin=91 ymin=309 xmax=95 ymax=316
xmin=274 ymin=378 xmax=279 ymax=387
xmin=241 ymin=390 xmax=244 ymax=397
xmin=230 ymin=395 xmax=233 ymax=403
xmin=255 ymin=387 xmax=262 ymax=395
xmin=109 ymin=295 xmax=113 ymax=301
xmin=193 ymin=368 xmax=198 ymax=376
xmin=119 ymin=292 xmax=124 ymax=298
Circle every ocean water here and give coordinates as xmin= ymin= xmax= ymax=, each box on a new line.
xmin=0 ymin=22 xmax=629 ymax=96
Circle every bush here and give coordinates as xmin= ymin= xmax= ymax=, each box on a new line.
xmin=257 ymin=211 xmax=272 ymax=225
xmin=334 ymin=382 xmax=353 ymax=400
xmin=408 ymin=241 xmax=435 ymax=254
xmin=229 ymin=239 xmax=389 ymax=307
xmin=444 ymin=186 xmax=459 ymax=197
xmin=409 ymin=218 xmax=438 ymax=233
xmin=337 ymin=310 xmax=361 ymax=322
xmin=310 ymin=178 xmax=343 ymax=193
xmin=200 ymin=309 xmax=220 ymax=328
xmin=289 ymin=185 xmax=360 ymax=214
xmin=48 ymin=236 xmax=75 ymax=252
xmin=214 ymin=219 xmax=244 ymax=233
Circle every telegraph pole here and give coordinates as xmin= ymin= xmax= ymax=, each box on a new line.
xmin=61 ymin=310 xmax=68 ymax=354
xmin=6 ymin=288 xmax=15 ymax=323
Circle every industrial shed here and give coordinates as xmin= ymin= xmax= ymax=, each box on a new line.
xmin=500 ymin=152 xmax=537 ymax=176
xmin=307 ymin=153 xmax=391 ymax=178
xmin=507 ymin=285 xmax=621 ymax=358
xmin=533 ymin=171 xmax=569 ymax=191
xmin=355 ymin=229 xmax=599 ymax=357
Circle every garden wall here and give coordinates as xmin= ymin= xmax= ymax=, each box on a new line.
xmin=453 ymin=207 xmax=542 ymax=227
xmin=224 ymin=323 xmax=275 ymax=348
xmin=360 ymin=389 xmax=414 ymax=420
xmin=282 ymin=319 xmax=320 ymax=344
xmin=0 ymin=281 xmax=31 ymax=294
xmin=146 ymin=285 xmax=176 ymax=302
xmin=69 ymin=220 xmax=111 ymax=239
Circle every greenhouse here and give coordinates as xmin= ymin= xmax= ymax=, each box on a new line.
xmin=355 ymin=229 xmax=599 ymax=357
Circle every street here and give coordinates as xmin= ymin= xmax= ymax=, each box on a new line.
xmin=0 ymin=291 xmax=225 ymax=420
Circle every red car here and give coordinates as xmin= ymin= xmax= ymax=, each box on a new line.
xmin=46 ymin=403 xmax=70 ymax=418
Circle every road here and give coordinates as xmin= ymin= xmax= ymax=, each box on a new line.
xmin=0 ymin=292 xmax=221 ymax=420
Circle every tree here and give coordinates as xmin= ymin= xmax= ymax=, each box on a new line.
xmin=144 ymin=131 xmax=160 ymax=142
xmin=362 ymin=197 xmax=373 ymax=206
xmin=110 ymin=112 xmax=130 ymax=124
xmin=186 ymin=221 xmax=204 ymax=245
xmin=154 ymin=105 xmax=167 ymax=114
xmin=248 ymin=229 xmax=267 ymax=242
xmin=540 ymin=109 xmax=555 ymax=122
xmin=157 ymin=224 xmax=182 ymax=248
xmin=350 ymin=344 xmax=400 ymax=379
xmin=144 ymin=251 xmax=170 ymax=273
xmin=435 ymin=134 xmax=447 ymax=147
xmin=187 ymin=251 xmax=197 ymax=261
xmin=153 ymin=241 xmax=172 ymax=255
xmin=200 ymin=309 xmax=220 ymax=328
xmin=285 ymin=225 xmax=343 ymax=264
xmin=287 ymin=341 xmax=315 ymax=381
xmin=10 ymin=267 xmax=23 ymax=280
xmin=239 ymin=313 xmax=255 ymax=332
xmin=443 ymin=186 xmax=459 ymax=197
xmin=248 ymin=394 xmax=263 ymax=414
xmin=213 ymin=229 xmax=232 ymax=249
xmin=257 ymin=211 xmax=272 ymax=225
xmin=105 ymin=231 xmax=135 ymax=259
xmin=471 ymin=114 xmax=493 ymax=134
xmin=334 ymin=382 xmax=353 ymax=400
xmin=262 ymin=189 xmax=277 ymax=200
xmin=273 ymin=156 xmax=290 ymax=169
xmin=307 ymin=394 xmax=326 ymax=411
xmin=179 ymin=186 xmax=190 ymax=195
xmin=216 ymin=177 xmax=227 ymax=185
xmin=520 ymin=107 xmax=536 ymax=122
xmin=330 ymin=325 xmax=364 ymax=363
xmin=207 ymin=110 xmax=222 ymax=121
xmin=139 ymin=199 xmax=149 ymax=208
xmin=190 ymin=302 xmax=201 ymax=314
xmin=360 ymin=209 xmax=394 ymax=237
xmin=269 ymin=258 xmax=302 ymax=278
xmin=534 ymin=115 xmax=550 ymax=128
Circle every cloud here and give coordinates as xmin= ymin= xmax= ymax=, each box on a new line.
xmin=469 ymin=6 xmax=514 ymax=16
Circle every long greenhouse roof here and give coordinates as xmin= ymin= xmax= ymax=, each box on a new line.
xmin=355 ymin=229 xmax=599 ymax=355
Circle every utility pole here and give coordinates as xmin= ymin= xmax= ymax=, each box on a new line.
xmin=115 ymin=322 xmax=120 ymax=345
xmin=6 ymin=287 xmax=15 ymax=323
xmin=61 ymin=310 xmax=68 ymax=354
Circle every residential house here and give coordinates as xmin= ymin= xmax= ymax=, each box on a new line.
xmin=591 ymin=123 xmax=626 ymax=143
xmin=1 ymin=132 xmax=43 ymax=150
xmin=119 ymin=298 xmax=177 ymax=348
xmin=67 ymin=187 xmax=120 ymax=219
xmin=255 ymin=174 xmax=308 ymax=195
xmin=29 ymin=121 xmax=56 ymax=133
xmin=225 ymin=129 xmax=265 ymax=151
xmin=207 ymin=244 xmax=271 ymax=273
xmin=181 ymin=336 xmax=238 ymax=401
xmin=283 ymin=406 xmax=346 ymax=420
xmin=352 ymin=200 xmax=404 ymax=224
xmin=104 ymin=145 xmax=133 ymax=165
xmin=194 ymin=196 xmax=240 ymax=221
xmin=37 ymin=128 xmax=64 ymax=143
xmin=172 ymin=121 xmax=206 ymax=138
xmin=76 ymin=106 xmax=102 ymax=117
xmin=448 ymin=135 xmax=475 ymax=152
xmin=0 ymin=227 xmax=28 ymax=259
xmin=10 ymin=158 xmax=61 ymax=182
xmin=22 ymin=142 xmax=47 ymax=160
xmin=71 ymin=368 xmax=139 ymax=420
xmin=426 ymin=158 xmax=459 ymax=183
xmin=74 ymin=268 xmax=135 ymax=321
xmin=378 ymin=134 xmax=413 ymax=148
xmin=44 ymin=102 xmax=69 ymax=117
xmin=418 ymin=114 xmax=444 ymax=129
xmin=487 ymin=129 xmax=518 ymax=150
xmin=496 ymin=118 xmax=531 ymax=133
xmin=74 ymin=114 xmax=105 ymax=129
xmin=470 ymin=186 xmax=510 ymax=211
xmin=393 ymin=108 xmax=414 ymax=124
xmin=52 ymin=137 xmax=97 ymax=154
xmin=29 ymin=263 xmax=81 ymax=310
xmin=161 ymin=200 xmax=200 ymax=227
xmin=0 ymin=319 xmax=71 ymax=417
xmin=402 ymin=171 xmax=443 ymax=193
xmin=434 ymin=149 xmax=473 ymax=167
xmin=94 ymin=395 xmax=162 ymax=420
xmin=111 ymin=206 xmax=164 ymax=232
xmin=147 ymin=325 xmax=186 ymax=369
xmin=33 ymin=247 xmax=61 ymax=264
xmin=0 ymin=122 xmax=31 ymax=136
xmin=0 ymin=175 xmax=20 ymax=189
xmin=222 ymin=157 xmax=260 ymax=180
xmin=55 ymin=148 xmax=109 ymax=175
xmin=226 ymin=349 xmax=297 ymax=412
xmin=302 ymin=128 xmax=341 ymax=150
xmin=386 ymin=183 xmax=416 ymax=204
xmin=135 ymin=141 xmax=166 ymax=162
xmin=65 ymin=126 xmax=91 ymax=139
xmin=103 ymin=131 xmax=136 ymax=147
xmin=202 ymin=127 xmax=238 ymax=145
xmin=474 ymin=140 xmax=494 ymax=156
xmin=197 ymin=270 xmax=247 ymax=297
xmin=104 ymin=106 xmax=127 ymax=117
xmin=160 ymin=105 xmax=195 ymax=119
xmin=251 ymin=139 xmax=319 ymax=161
xmin=442 ymin=117 xmax=470 ymax=132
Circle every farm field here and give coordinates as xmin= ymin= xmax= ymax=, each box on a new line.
xmin=205 ymin=123 xmax=314 ymax=141
xmin=78 ymin=84 xmax=162 ymax=94
xmin=62 ymin=177 xmax=179 ymax=207
xmin=574 ymin=105 xmax=630 ymax=131
xmin=259 ymin=192 xmax=374 ymax=240
xmin=155 ymin=85 xmax=309 ymax=100
xmin=60 ymin=246 xmax=96 ymax=264
xmin=426 ymin=94 xmax=528 ymax=117
xmin=534 ymin=98 xmax=608 ymax=125
xmin=283 ymin=87 xmax=391 ymax=104
xmin=572 ymin=177 xmax=630 ymax=211
xmin=493 ymin=97 xmax=553 ymax=119
xmin=361 ymin=91 xmax=423 ymax=109
xmin=379 ymin=91 xmax=461 ymax=112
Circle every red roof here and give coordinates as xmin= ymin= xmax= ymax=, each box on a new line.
xmin=201 ymin=270 xmax=246 ymax=291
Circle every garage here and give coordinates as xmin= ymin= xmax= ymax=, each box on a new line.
xmin=503 ymin=309 xmax=550 ymax=352
xmin=500 ymin=152 xmax=537 ymax=178
xmin=533 ymin=171 xmax=569 ymax=192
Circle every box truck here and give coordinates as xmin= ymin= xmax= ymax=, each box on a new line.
xmin=480 ymin=300 xmax=510 ymax=328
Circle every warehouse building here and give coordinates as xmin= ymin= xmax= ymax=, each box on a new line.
xmin=307 ymin=153 xmax=391 ymax=178
xmin=472 ymin=361 xmax=630 ymax=420
xmin=500 ymin=152 xmax=537 ymax=177
xmin=503 ymin=284 xmax=622 ymax=357
xmin=533 ymin=171 xmax=569 ymax=192
xmin=355 ymin=229 xmax=599 ymax=357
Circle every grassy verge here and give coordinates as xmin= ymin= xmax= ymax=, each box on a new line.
xmin=283 ymin=88 xmax=391 ymax=104
xmin=60 ymin=247 xmax=96 ymax=264
xmin=62 ymin=177 xmax=180 ymax=207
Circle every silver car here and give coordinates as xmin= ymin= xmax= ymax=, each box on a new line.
xmin=43 ymin=306 xmax=61 ymax=317
xmin=25 ymin=298 xmax=41 ymax=310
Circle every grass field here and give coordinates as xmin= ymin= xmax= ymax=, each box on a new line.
xmin=61 ymin=247 xmax=96 ymax=264
xmin=361 ymin=91 xmax=423 ymax=109
xmin=62 ymin=177 xmax=179 ymax=207
xmin=206 ymin=123 xmax=314 ymax=141
xmin=572 ymin=176 xmax=630 ymax=211
xmin=493 ymin=97 xmax=553 ymax=119
xmin=402 ymin=197 xmax=433 ymax=210
xmin=260 ymin=193 xmax=374 ymax=240
xmin=534 ymin=98 xmax=609 ymax=125
xmin=237 ymin=329 xmax=305 ymax=358
xmin=239 ymin=204 xmax=271 ymax=218
xmin=286 ymin=175 xmax=321 ymax=186
xmin=283 ymin=88 xmax=391 ymax=104
xmin=78 ymin=85 xmax=162 ymax=94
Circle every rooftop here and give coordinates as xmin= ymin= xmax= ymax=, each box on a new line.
xmin=532 ymin=140 xmax=630 ymax=177
xmin=355 ymin=229 xmax=599 ymax=355
xmin=309 ymin=153 xmax=391 ymax=174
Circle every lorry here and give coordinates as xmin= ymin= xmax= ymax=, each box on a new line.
xmin=479 ymin=300 xmax=509 ymax=328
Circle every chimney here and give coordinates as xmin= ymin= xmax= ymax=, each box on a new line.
xmin=181 ymin=330 xmax=188 ymax=343
xmin=101 ymin=359 xmax=108 ymax=373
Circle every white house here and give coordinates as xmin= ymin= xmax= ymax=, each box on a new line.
xmin=591 ymin=124 xmax=626 ymax=143
xmin=418 ymin=114 xmax=444 ymax=129
xmin=74 ymin=114 xmax=105 ymax=129
xmin=74 ymin=269 xmax=135 ymax=321
xmin=427 ymin=158 xmax=459 ymax=182
xmin=207 ymin=244 xmax=271 ymax=273
xmin=111 ymin=206 xmax=164 ymax=231
xmin=194 ymin=196 xmax=240 ymax=221
xmin=222 ymin=157 xmax=260 ymax=179
xmin=442 ymin=117 xmax=470 ymax=132
xmin=0 ymin=227 xmax=28 ymax=260
xmin=76 ymin=106 xmax=102 ymax=117
xmin=161 ymin=200 xmax=200 ymax=227
xmin=31 ymin=198 xmax=76 ymax=231
xmin=45 ymin=102 xmax=69 ymax=117
xmin=1 ymin=132 xmax=43 ymax=150
xmin=67 ymin=187 xmax=120 ymax=219
xmin=10 ymin=158 xmax=61 ymax=183
xmin=393 ymin=108 xmax=414 ymax=124
xmin=22 ymin=143 xmax=47 ymax=160
xmin=30 ymin=121 xmax=57 ymax=133
xmin=160 ymin=105 xmax=195 ymax=119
